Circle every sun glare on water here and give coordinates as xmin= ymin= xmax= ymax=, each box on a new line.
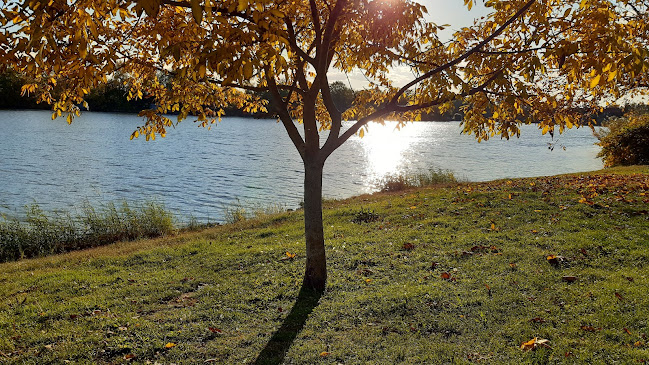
xmin=356 ymin=122 xmax=418 ymax=179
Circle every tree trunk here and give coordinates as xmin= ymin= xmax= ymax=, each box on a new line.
xmin=302 ymin=160 xmax=326 ymax=292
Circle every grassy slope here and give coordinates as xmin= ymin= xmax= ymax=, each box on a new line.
xmin=1 ymin=166 xmax=648 ymax=364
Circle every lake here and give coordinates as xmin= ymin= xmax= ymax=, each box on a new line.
xmin=0 ymin=110 xmax=603 ymax=222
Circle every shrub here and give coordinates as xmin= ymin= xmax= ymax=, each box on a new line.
xmin=0 ymin=201 xmax=175 ymax=262
xmin=379 ymin=168 xmax=457 ymax=192
xmin=223 ymin=199 xmax=287 ymax=224
xmin=596 ymin=113 xmax=649 ymax=167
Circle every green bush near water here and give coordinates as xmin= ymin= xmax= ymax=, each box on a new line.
xmin=0 ymin=201 xmax=174 ymax=262
xmin=379 ymin=168 xmax=457 ymax=192
xmin=596 ymin=113 xmax=649 ymax=167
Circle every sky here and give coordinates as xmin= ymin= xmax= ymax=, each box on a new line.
xmin=329 ymin=0 xmax=491 ymax=89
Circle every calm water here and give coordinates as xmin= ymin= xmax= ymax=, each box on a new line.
xmin=0 ymin=110 xmax=603 ymax=222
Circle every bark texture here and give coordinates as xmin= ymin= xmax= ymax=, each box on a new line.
xmin=301 ymin=160 xmax=327 ymax=292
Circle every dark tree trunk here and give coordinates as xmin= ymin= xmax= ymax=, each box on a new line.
xmin=301 ymin=159 xmax=326 ymax=292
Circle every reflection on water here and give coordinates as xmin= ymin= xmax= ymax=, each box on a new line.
xmin=359 ymin=123 xmax=413 ymax=178
xmin=0 ymin=111 xmax=603 ymax=222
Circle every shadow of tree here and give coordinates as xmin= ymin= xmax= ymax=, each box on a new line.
xmin=253 ymin=286 xmax=323 ymax=365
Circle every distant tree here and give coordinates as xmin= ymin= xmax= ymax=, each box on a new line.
xmin=329 ymin=81 xmax=355 ymax=113
xmin=0 ymin=70 xmax=46 ymax=110
xmin=84 ymin=72 xmax=153 ymax=113
xmin=2 ymin=0 xmax=647 ymax=291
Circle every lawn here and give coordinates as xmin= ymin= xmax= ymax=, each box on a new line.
xmin=1 ymin=166 xmax=648 ymax=364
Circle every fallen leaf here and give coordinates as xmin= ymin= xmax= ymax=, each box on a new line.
xmin=165 ymin=342 xmax=176 ymax=349
xmin=615 ymin=292 xmax=624 ymax=301
xmin=441 ymin=272 xmax=451 ymax=280
xmin=562 ymin=276 xmax=578 ymax=283
xmin=124 ymin=354 xmax=136 ymax=360
xmin=402 ymin=243 xmax=415 ymax=251
xmin=520 ymin=337 xmax=551 ymax=351
xmin=208 ymin=327 xmax=222 ymax=334
xmin=624 ymin=328 xmax=632 ymax=335
xmin=546 ymin=255 xmax=566 ymax=266
xmin=530 ymin=317 xmax=546 ymax=323
xmin=320 ymin=351 xmax=331 ymax=357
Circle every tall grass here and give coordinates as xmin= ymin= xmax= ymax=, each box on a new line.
xmin=379 ymin=168 xmax=457 ymax=192
xmin=223 ymin=199 xmax=288 ymax=224
xmin=0 ymin=201 xmax=174 ymax=262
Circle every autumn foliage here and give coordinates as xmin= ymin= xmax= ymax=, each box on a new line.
xmin=1 ymin=0 xmax=648 ymax=290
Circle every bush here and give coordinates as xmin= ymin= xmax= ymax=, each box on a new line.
xmin=0 ymin=201 xmax=175 ymax=262
xmin=379 ymin=168 xmax=457 ymax=192
xmin=223 ymin=199 xmax=287 ymax=224
xmin=596 ymin=113 xmax=649 ymax=167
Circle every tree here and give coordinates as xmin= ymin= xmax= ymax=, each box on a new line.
xmin=1 ymin=0 xmax=647 ymax=292
xmin=329 ymin=81 xmax=355 ymax=113
xmin=0 ymin=70 xmax=47 ymax=109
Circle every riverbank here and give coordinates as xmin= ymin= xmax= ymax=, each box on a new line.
xmin=1 ymin=166 xmax=648 ymax=363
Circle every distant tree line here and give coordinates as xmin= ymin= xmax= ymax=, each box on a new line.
xmin=0 ymin=70 xmax=638 ymax=124
xmin=0 ymin=70 xmax=465 ymax=120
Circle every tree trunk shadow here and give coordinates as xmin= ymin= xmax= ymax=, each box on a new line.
xmin=253 ymin=286 xmax=323 ymax=365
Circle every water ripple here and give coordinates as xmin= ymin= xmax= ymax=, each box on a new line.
xmin=0 ymin=111 xmax=603 ymax=222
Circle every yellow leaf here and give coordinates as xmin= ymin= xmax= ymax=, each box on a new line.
xmin=165 ymin=342 xmax=176 ymax=348
xmin=520 ymin=337 xmax=550 ymax=351
xmin=589 ymin=74 xmax=601 ymax=89
xmin=359 ymin=128 xmax=364 ymax=138
xmin=237 ymin=0 xmax=247 ymax=12
xmin=520 ymin=338 xmax=536 ymax=351
xmin=607 ymin=70 xmax=617 ymax=82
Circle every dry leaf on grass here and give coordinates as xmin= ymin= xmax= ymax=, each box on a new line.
xmin=520 ymin=337 xmax=551 ymax=351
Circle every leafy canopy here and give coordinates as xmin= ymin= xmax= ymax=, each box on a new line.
xmin=0 ymin=0 xmax=647 ymax=148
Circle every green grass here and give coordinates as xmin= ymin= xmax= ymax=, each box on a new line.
xmin=1 ymin=166 xmax=648 ymax=364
